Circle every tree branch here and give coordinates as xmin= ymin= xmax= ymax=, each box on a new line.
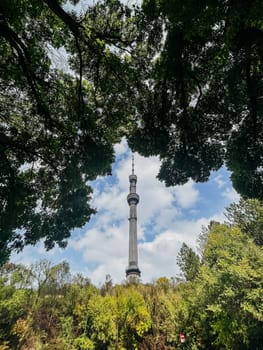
xmin=75 ymin=37 xmax=84 ymax=115
xmin=0 ymin=20 xmax=46 ymax=116
xmin=42 ymin=0 xmax=81 ymax=38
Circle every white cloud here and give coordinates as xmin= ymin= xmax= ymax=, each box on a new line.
xmin=222 ymin=187 xmax=240 ymax=203
xmin=213 ymin=174 xmax=226 ymax=189
xmin=114 ymin=138 xmax=129 ymax=157
xmin=70 ymin=211 xmax=223 ymax=285
xmin=11 ymin=240 xmax=67 ymax=267
xmin=139 ymin=212 xmax=224 ymax=281
xmin=70 ymin=220 xmax=129 ymax=285
xmin=174 ymin=180 xmax=199 ymax=208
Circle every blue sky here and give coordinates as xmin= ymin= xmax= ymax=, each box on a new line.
xmin=11 ymin=138 xmax=239 ymax=286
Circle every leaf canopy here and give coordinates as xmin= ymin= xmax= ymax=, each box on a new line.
xmin=128 ymin=0 xmax=263 ymax=199
xmin=0 ymin=0 xmax=142 ymax=263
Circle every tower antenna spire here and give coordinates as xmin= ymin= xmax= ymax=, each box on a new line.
xmin=126 ymin=155 xmax=141 ymax=282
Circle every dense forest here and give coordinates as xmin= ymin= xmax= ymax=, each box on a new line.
xmin=0 ymin=199 xmax=262 ymax=349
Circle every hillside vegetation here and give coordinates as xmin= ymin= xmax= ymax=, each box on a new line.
xmin=1 ymin=199 xmax=262 ymax=350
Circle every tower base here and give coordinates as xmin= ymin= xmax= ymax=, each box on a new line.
xmin=126 ymin=266 xmax=141 ymax=283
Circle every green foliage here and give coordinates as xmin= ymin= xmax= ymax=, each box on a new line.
xmin=0 ymin=214 xmax=262 ymax=350
xmin=0 ymin=282 xmax=32 ymax=347
xmin=86 ymin=294 xmax=117 ymax=347
xmin=144 ymin=281 xmax=177 ymax=346
xmin=115 ymin=286 xmax=152 ymax=347
xmin=177 ymin=243 xmax=200 ymax=281
xmin=59 ymin=316 xmax=76 ymax=350
xmin=128 ymin=0 xmax=263 ymax=201
xmin=84 ymin=286 xmax=152 ymax=349
xmin=172 ymin=201 xmax=263 ymax=349
xmin=225 ymin=198 xmax=263 ymax=245
xmin=197 ymin=223 xmax=263 ymax=349
xmin=0 ymin=0 xmax=143 ymax=263
xmin=74 ymin=335 xmax=95 ymax=350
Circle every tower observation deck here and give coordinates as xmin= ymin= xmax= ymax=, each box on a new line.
xmin=126 ymin=156 xmax=141 ymax=282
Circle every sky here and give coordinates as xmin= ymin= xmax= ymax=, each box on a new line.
xmin=11 ymin=138 xmax=240 ymax=286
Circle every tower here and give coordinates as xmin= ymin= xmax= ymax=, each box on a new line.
xmin=126 ymin=156 xmax=141 ymax=282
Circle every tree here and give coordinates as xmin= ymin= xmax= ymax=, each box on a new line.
xmin=115 ymin=286 xmax=152 ymax=349
xmin=85 ymin=294 xmax=118 ymax=349
xmin=225 ymin=198 xmax=263 ymax=246
xmin=83 ymin=286 xmax=152 ymax=349
xmin=0 ymin=0 xmax=143 ymax=263
xmin=28 ymin=260 xmax=71 ymax=298
xmin=143 ymin=281 xmax=177 ymax=348
xmin=0 ymin=264 xmax=33 ymax=348
xmin=177 ymin=243 xmax=200 ymax=281
xmin=128 ymin=0 xmax=263 ymax=200
xmin=196 ymin=223 xmax=263 ymax=349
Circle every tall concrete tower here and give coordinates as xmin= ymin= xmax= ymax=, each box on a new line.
xmin=126 ymin=156 xmax=141 ymax=282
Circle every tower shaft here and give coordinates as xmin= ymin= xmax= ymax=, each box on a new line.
xmin=126 ymin=158 xmax=141 ymax=281
xmin=129 ymin=202 xmax=138 ymax=265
